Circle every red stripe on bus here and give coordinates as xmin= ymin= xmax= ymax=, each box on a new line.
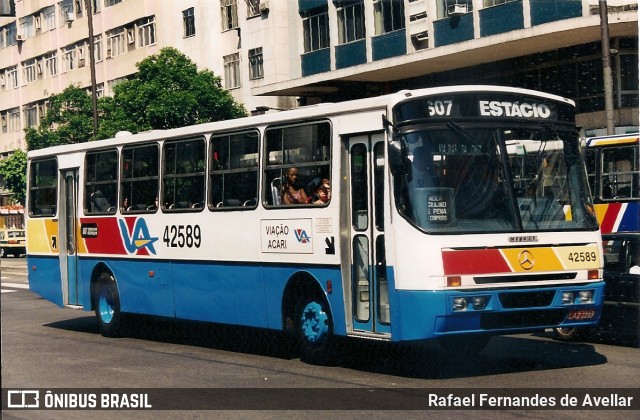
xmin=81 ymin=218 xmax=127 ymax=255
xmin=442 ymin=249 xmax=511 ymax=275
xmin=599 ymin=202 xmax=622 ymax=234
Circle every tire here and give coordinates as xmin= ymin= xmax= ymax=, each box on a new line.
xmin=94 ymin=273 xmax=124 ymax=337
xmin=438 ymin=335 xmax=491 ymax=355
xmin=552 ymin=327 xmax=582 ymax=341
xmin=297 ymin=295 xmax=338 ymax=365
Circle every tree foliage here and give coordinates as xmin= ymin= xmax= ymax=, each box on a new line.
xmin=25 ymin=47 xmax=246 ymax=151
xmin=0 ymin=150 xmax=27 ymax=204
xmin=16 ymin=47 xmax=247 ymax=202
xmin=112 ymin=47 xmax=246 ymax=131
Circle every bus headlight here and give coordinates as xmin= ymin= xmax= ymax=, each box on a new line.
xmin=453 ymin=297 xmax=467 ymax=311
xmin=578 ymin=290 xmax=593 ymax=303
xmin=561 ymin=291 xmax=574 ymax=304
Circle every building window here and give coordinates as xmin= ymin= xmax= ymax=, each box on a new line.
xmin=6 ymin=66 xmax=18 ymax=88
xmin=337 ymin=0 xmax=365 ymax=44
xmin=8 ymin=108 xmax=20 ymax=132
xmin=91 ymin=0 xmax=101 ymax=13
xmin=221 ymin=0 xmax=238 ymax=31
xmin=302 ymin=6 xmax=329 ymax=53
xmin=22 ymin=59 xmax=37 ymax=84
xmin=137 ymin=16 xmax=156 ymax=47
xmin=43 ymin=6 xmax=56 ymax=31
xmin=183 ymin=7 xmax=195 ymax=37
xmin=5 ymin=23 xmax=17 ymax=46
xmin=62 ymin=46 xmax=76 ymax=71
xmin=247 ymin=0 xmax=260 ymax=17
xmin=107 ymin=28 xmax=126 ymax=58
xmin=248 ymin=47 xmax=263 ymax=80
xmin=105 ymin=0 xmax=122 ymax=7
xmin=224 ymin=53 xmax=241 ymax=89
xmin=58 ymin=0 xmax=73 ymax=26
xmin=93 ymin=35 xmax=103 ymax=62
xmin=374 ymin=0 xmax=405 ymax=34
xmin=45 ymin=53 xmax=58 ymax=78
xmin=19 ymin=15 xmax=35 ymax=39
xmin=24 ymin=103 xmax=38 ymax=128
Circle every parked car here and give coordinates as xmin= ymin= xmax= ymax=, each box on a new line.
xmin=553 ymin=233 xmax=639 ymax=344
xmin=0 ymin=228 xmax=26 ymax=258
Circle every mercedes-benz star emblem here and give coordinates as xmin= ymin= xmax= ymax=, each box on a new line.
xmin=518 ymin=250 xmax=535 ymax=270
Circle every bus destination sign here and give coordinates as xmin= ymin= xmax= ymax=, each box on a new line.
xmin=393 ymin=93 xmax=574 ymax=124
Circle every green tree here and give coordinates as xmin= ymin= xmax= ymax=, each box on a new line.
xmin=111 ymin=47 xmax=246 ymax=131
xmin=26 ymin=47 xmax=247 ymax=151
xmin=25 ymin=85 xmax=96 ymax=150
xmin=0 ymin=150 xmax=27 ymax=204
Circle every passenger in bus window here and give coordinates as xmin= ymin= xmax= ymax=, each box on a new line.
xmin=307 ymin=177 xmax=331 ymax=204
xmin=121 ymin=197 xmax=129 ymax=212
xmin=147 ymin=196 xmax=158 ymax=211
xmin=282 ymin=167 xmax=308 ymax=204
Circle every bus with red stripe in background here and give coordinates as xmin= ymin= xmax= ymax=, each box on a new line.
xmin=583 ymin=133 xmax=639 ymax=234
xmin=26 ymin=86 xmax=604 ymax=364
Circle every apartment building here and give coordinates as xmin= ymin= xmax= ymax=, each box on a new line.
xmin=0 ymin=0 xmax=638 ymax=159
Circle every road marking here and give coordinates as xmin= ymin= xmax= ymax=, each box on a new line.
xmin=1 ymin=282 xmax=29 ymax=289
xmin=1 ymin=289 xmax=18 ymax=293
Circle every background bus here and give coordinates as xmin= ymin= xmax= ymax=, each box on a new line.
xmin=584 ymin=133 xmax=639 ymax=234
xmin=27 ymin=86 xmax=604 ymax=364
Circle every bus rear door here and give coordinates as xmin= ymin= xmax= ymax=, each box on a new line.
xmin=346 ymin=134 xmax=391 ymax=336
xmin=60 ymin=168 xmax=80 ymax=307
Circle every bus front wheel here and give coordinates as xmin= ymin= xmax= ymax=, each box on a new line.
xmin=94 ymin=273 xmax=124 ymax=337
xmin=296 ymin=296 xmax=337 ymax=365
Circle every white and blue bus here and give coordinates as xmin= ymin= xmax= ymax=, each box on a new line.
xmin=27 ymin=86 xmax=604 ymax=363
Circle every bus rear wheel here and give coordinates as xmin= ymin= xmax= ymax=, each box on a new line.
xmin=94 ymin=273 xmax=124 ymax=337
xmin=297 ymin=296 xmax=337 ymax=365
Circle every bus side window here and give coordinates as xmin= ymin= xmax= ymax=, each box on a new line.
xmin=210 ymin=131 xmax=259 ymax=210
xmin=85 ymin=149 xmax=118 ymax=215
xmin=121 ymin=144 xmax=159 ymax=214
xmin=264 ymin=121 xmax=331 ymax=207
xmin=163 ymin=138 xmax=205 ymax=212
xmin=29 ymin=158 xmax=58 ymax=217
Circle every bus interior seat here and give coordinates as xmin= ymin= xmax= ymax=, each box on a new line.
xmin=243 ymin=198 xmax=257 ymax=206
xmin=271 ymin=177 xmax=282 ymax=205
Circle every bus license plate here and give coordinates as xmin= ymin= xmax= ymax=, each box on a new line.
xmin=567 ymin=309 xmax=596 ymax=320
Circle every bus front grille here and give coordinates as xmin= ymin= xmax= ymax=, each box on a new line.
xmin=499 ymin=291 xmax=555 ymax=308
xmin=481 ymin=309 xmax=566 ymax=330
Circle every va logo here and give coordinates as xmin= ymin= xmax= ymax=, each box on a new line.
xmin=294 ymin=229 xmax=311 ymax=244
xmin=118 ymin=218 xmax=158 ymax=255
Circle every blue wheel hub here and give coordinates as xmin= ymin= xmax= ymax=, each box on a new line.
xmin=301 ymin=301 xmax=329 ymax=344
xmin=98 ymin=287 xmax=114 ymax=324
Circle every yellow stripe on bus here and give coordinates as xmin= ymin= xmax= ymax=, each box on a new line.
xmin=501 ymin=247 xmax=564 ymax=272
xmin=26 ymin=219 xmax=59 ymax=254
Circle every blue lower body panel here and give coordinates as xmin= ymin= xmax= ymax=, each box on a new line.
xmin=390 ymin=281 xmax=605 ymax=341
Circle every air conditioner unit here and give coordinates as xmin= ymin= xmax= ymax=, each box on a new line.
xmin=66 ymin=12 xmax=76 ymax=22
xmin=15 ymin=34 xmax=24 ymax=42
xmin=448 ymin=4 xmax=468 ymax=16
xmin=259 ymin=1 xmax=269 ymax=13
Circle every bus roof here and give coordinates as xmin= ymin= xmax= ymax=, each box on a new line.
xmin=27 ymin=85 xmax=576 ymax=159
xmin=585 ymin=133 xmax=639 ymax=148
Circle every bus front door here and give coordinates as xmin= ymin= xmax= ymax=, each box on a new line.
xmin=347 ymin=134 xmax=390 ymax=336
xmin=60 ymin=169 xmax=80 ymax=306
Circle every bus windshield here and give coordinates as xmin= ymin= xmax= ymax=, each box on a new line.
xmin=394 ymin=125 xmax=598 ymax=233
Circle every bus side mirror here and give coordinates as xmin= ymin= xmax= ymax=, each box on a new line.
xmin=382 ymin=114 xmax=408 ymax=177
xmin=388 ymin=139 xmax=408 ymax=177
